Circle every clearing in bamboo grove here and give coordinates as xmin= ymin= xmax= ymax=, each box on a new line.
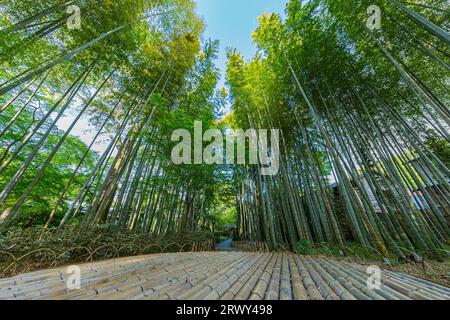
xmin=0 ymin=0 xmax=449 ymax=301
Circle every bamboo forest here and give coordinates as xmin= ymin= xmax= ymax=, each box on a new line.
xmin=0 ymin=0 xmax=449 ymax=301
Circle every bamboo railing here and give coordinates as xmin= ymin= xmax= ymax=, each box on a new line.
xmin=191 ymin=239 xmax=215 ymax=252
xmin=231 ymin=241 xmax=269 ymax=252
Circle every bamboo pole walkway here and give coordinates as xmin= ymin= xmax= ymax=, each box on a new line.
xmin=0 ymin=252 xmax=449 ymax=300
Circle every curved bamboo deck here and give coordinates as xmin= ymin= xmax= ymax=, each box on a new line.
xmin=1 ymin=252 xmax=449 ymax=300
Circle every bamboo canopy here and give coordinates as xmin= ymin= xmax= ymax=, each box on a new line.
xmin=0 ymin=0 xmax=448 ymax=271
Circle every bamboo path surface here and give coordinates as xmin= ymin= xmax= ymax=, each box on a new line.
xmin=0 ymin=252 xmax=449 ymax=300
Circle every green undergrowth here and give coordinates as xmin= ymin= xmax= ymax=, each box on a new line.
xmin=215 ymin=236 xmax=229 ymax=243
xmin=294 ymin=240 xmax=450 ymax=264
xmin=0 ymin=226 xmax=214 ymax=278
xmin=295 ymin=240 xmax=382 ymax=261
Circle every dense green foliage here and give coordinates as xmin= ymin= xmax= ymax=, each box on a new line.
xmin=0 ymin=0 xmax=448 ymax=263
xmin=0 ymin=0 xmax=226 ymax=234
xmin=226 ymin=0 xmax=449 ymax=259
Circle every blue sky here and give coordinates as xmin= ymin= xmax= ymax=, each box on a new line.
xmin=195 ymin=0 xmax=288 ymax=90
